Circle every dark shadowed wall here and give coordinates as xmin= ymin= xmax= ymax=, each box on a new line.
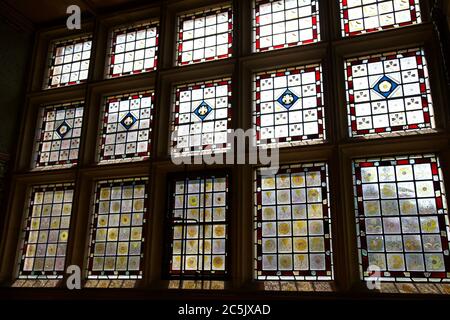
xmin=0 ymin=19 xmax=32 ymax=154
xmin=0 ymin=14 xmax=33 ymax=234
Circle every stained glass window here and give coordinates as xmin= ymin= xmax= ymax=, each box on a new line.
xmin=87 ymin=178 xmax=149 ymax=279
xmin=32 ymin=101 xmax=84 ymax=170
xmin=253 ymin=0 xmax=320 ymax=53
xmin=106 ymin=21 xmax=159 ymax=78
xmin=171 ymin=78 xmax=232 ymax=157
xmin=98 ymin=91 xmax=154 ymax=164
xmin=345 ymin=48 xmax=435 ymax=138
xmin=45 ymin=35 xmax=92 ymax=89
xmin=254 ymin=64 xmax=325 ymax=148
xmin=18 ymin=184 xmax=74 ymax=279
xmin=176 ymin=6 xmax=233 ymax=66
xmin=353 ymin=154 xmax=450 ymax=282
xmin=167 ymin=173 xmax=229 ymax=278
xmin=340 ymin=0 xmax=422 ymax=37
xmin=254 ymin=163 xmax=333 ymax=280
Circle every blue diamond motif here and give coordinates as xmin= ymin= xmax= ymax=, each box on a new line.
xmin=194 ymin=101 xmax=213 ymax=120
xmin=277 ymin=89 xmax=299 ymax=109
xmin=120 ymin=112 xmax=137 ymax=130
xmin=372 ymin=75 xmax=399 ymax=98
xmin=56 ymin=121 xmax=71 ymax=138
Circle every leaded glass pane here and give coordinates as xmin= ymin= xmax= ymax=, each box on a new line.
xmin=254 ymin=163 xmax=333 ymax=280
xmin=18 ymin=184 xmax=74 ymax=279
xmin=253 ymin=0 xmax=320 ymax=53
xmin=45 ymin=35 xmax=92 ymax=89
xmin=340 ymin=0 xmax=422 ymax=37
xmin=176 ymin=6 xmax=233 ymax=66
xmin=98 ymin=91 xmax=154 ymax=164
xmin=87 ymin=178 xmax=149 ymax=279
xmin=168 ymin=174 xmax=229 ymax=277
xmin=254 ymin=64 xmax=325 ymax=148
xmin=106 ymin=21 xmax=159 ymax=78
xmin=345 ymin=48 xmax=435 ymax=138
xmin=353 ymin=154 xmax=450 ymax=282
xmin=171 ymin=78 xmax=232 ymax=157
xmin=33 ymin=101 xmax=84 ymax=170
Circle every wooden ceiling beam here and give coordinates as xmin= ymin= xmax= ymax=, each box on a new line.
xmin=79 ymin=0 xmax=98 ymax=17
xmin=0 ymin=0 xmax=35 ymax=33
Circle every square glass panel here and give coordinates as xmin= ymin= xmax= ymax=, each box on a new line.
xmin=171 ymin=78 xmax=232 ymax=158
xmin=254 ymin=63 xmax=325 ymax=148
xmin=32 ymin=101 xmax=84 ymax=170
xmin=98 ymin=91 xmax=154 ymax=164
xmin=345 ymin=48 xmax=435 ymax=138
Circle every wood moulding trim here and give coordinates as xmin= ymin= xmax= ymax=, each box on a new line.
xmin=2 ymin=0 xmax=450 ymax=297
xmin=0 ymin=1 xmax=35 ymax=33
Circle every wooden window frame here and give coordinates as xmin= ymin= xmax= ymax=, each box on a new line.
xmin=0 ymin=0 xmax=449 ymax=298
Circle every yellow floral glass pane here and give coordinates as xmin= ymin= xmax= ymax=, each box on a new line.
xmin=87 ymin=178 xmax=148 ymax=279
xmin=18 ymin=183 xmax=74 ymax=279
xmin=254 ymin=162 xmax=333 ymax=281
xmin=168 ymin=173 xmax=229 ymax=278
xmin=353 ymin=154 xmax=450 ymax=282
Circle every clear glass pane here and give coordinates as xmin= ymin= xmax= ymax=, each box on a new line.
xmin=106 ymin=21 xmax=159 ymax=78
xmin=45 ymin=35 xmax=92 ymax=89
xmin=340 ymin=0 xmax=422 ymax=37
xmin=176 ymin=6 xmax=233 ymax=65
xmin=253 ymin=0 xmax=321 ymax=52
